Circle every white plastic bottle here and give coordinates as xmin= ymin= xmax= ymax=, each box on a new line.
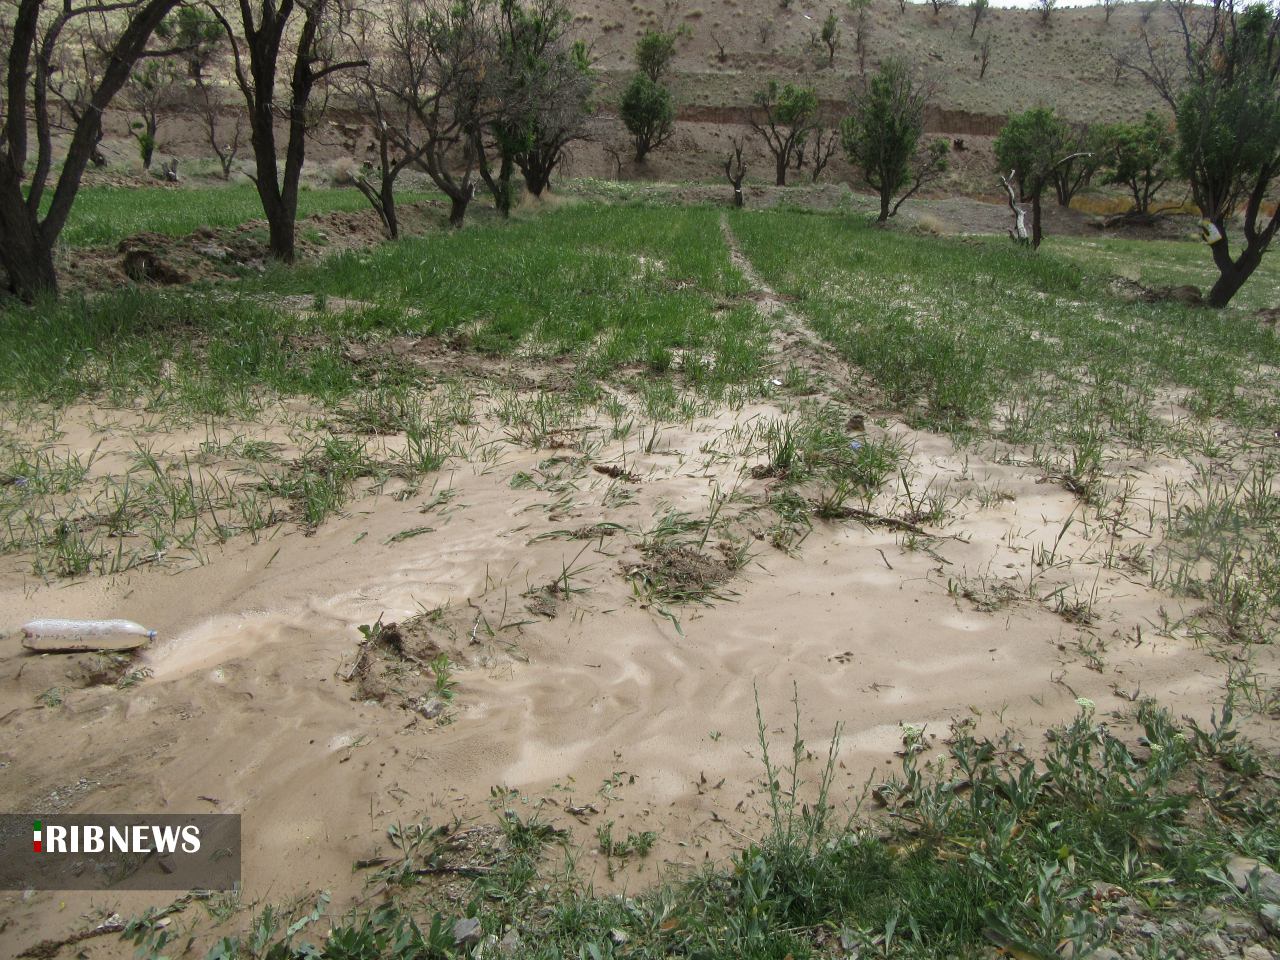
xmin=22 ymin=619 xmax=157 ymax=641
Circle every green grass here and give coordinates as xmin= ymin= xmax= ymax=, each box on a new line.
xmin=50 ymin=183 xmax=441 ymax=249
xmin=267 ymin=204 xmax=764 ymax=388
xmin=1054 ymin=235 xmax=1280 ymax=315
xmin=1 ymin=205 xmax=767 ymax=414
xmin=729 ymin=209 xmax=1280 ymax=442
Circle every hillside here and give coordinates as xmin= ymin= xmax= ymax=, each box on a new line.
xmin=581 ymin=0 xmax=1170 ymax=127
xmin=87 ymin=1 xmax=1181 ymax=198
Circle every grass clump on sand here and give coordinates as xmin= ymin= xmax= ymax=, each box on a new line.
xmin=179 ymin=693 xmax=1279 ymax=960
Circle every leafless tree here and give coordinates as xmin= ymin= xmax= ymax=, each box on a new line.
xmin=45 ymin=26 xmax=110 ymax=169
xmin=1 ymin=0 xmax=183 ymax=299
xmin=710 ymin=31 xmax=727 ymax=63
xmin=1103 ymin=0 xmax=1120 ymax=23
xmin=193 ymin=81 xmax=244 ymax=180
xmin=809 ymin=127 xmax=838 ymax=182
xmin=978 ymin=34 xmax=991 ymax=79
xmin=724 ymin=136 xmax=746 ymax=207
xmin=210 ymin=0 xmax=366 ymax=262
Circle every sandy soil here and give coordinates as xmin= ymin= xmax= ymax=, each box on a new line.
xmin=1 ymin=214 xmax=1271 ymax=957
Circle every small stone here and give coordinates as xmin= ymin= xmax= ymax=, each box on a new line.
xmin=1260 ymin=903 xmax=1280 ymax=937
xmin=1224 ymin=912 xmax=1266 ymax=938
xmin=1086 ymin=949 xmax=1121 ymax=960
xmin=1226 ymin=857 xmax=1280 ymax=901
xmin=453 ymin=917 xmax=482 ymax=946
xmin=417 ymin=698 xmax=445 ymax=719
xmin=1114 ymin=896 xmax=1151 ymax=917
xmin=1198 ymin=932 xmax=1231 ymax=957
xmin=1242 ymin=946 xmax=1276 ymax=960
xmin=498 ymin=930 xmax=521 ymax=956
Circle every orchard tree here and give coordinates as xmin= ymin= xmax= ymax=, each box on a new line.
xmin=1051 ymin=122 xmax=1100 ymax=207
xmin=210 ymin=0 xmax=366 ymax=262
xmin=1 ymin=0 xmax=183 ymax=300
xmin=821 ymin=10 xmax=839 ymax=66
xmin=635 ymin=26 xmax=679 ymax=81
xmin=841 ymin=58 xmax=949 ymax=221
xmin=479 ymin=0 xmax=594 ymax=209
xmin=1098 ymin=111 xmax=1174 ymax=215
xmin=366 ymin=0 xmax=491 ymax=228
xmin=751 ymin=80 xmax=818 ymax=185
xmin=994 ymin=106 xmax=1086 ymax=247
xmin=159 ymin=4 xmax=223 ymax=82
xmin=1129 ymin=0 xmax=1280 ymax=307
xmin=621 ymin=75 xmax=674 ymax=162
xmin=621 ymin=26 xmax=680 ymax=163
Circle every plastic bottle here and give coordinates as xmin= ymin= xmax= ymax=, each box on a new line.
xmin=21 ymin=619 xmax=157 ymax=641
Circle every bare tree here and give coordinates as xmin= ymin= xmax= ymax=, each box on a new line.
xmin=724 ymin=136 xmax=746 ymax=207
xmin=372 ymin=0 xmax=489 ymax=227
xmin=210 ymin=0 xmax=366 ymax=262
xmin=194 ymin=81 xmax=244 ymax=180
xmin=45 ymin=25 xmax=111 ymax=169
xmin=710 ymin=31 xmax=727 ymax=63
xmin=1103 ymin=0 xmax=1120 ymax=23
xmin=809 ymin=127 xmax=838 ymax=182
xmin=978 ymin=34 xmax=991 ymax=79
xmin=1 ymin=0 xmax=183 ymax=300
xmin=1037 ymin=0 xmax=1056 ymax=25
xmin=928 ymin=0 xmax=957 ymax=14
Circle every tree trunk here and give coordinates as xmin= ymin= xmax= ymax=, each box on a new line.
xmin=1207 ymin=229 xmax=1264 ymax=308
xmin=382 ymin=181 xmax=399 ymax=240
xmin=522 ymin=165 xmax=550 ymax=197
xmin=448 ymin=192 xmax=471 ymax=227
xmin=0 ymin=164 xmax=59 ymax=301
xmin=258 ymin=188 xmax=296 ymax=262
xmin=775 ymin=153 xmax=787 ymax=186
xmin=878 ymin=190 xmax=891 ymax=222
xmin=1031 ymin=192 xmax=1043 ymax=249
xmin=733 ymin=184 xmax=744 ymax=208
